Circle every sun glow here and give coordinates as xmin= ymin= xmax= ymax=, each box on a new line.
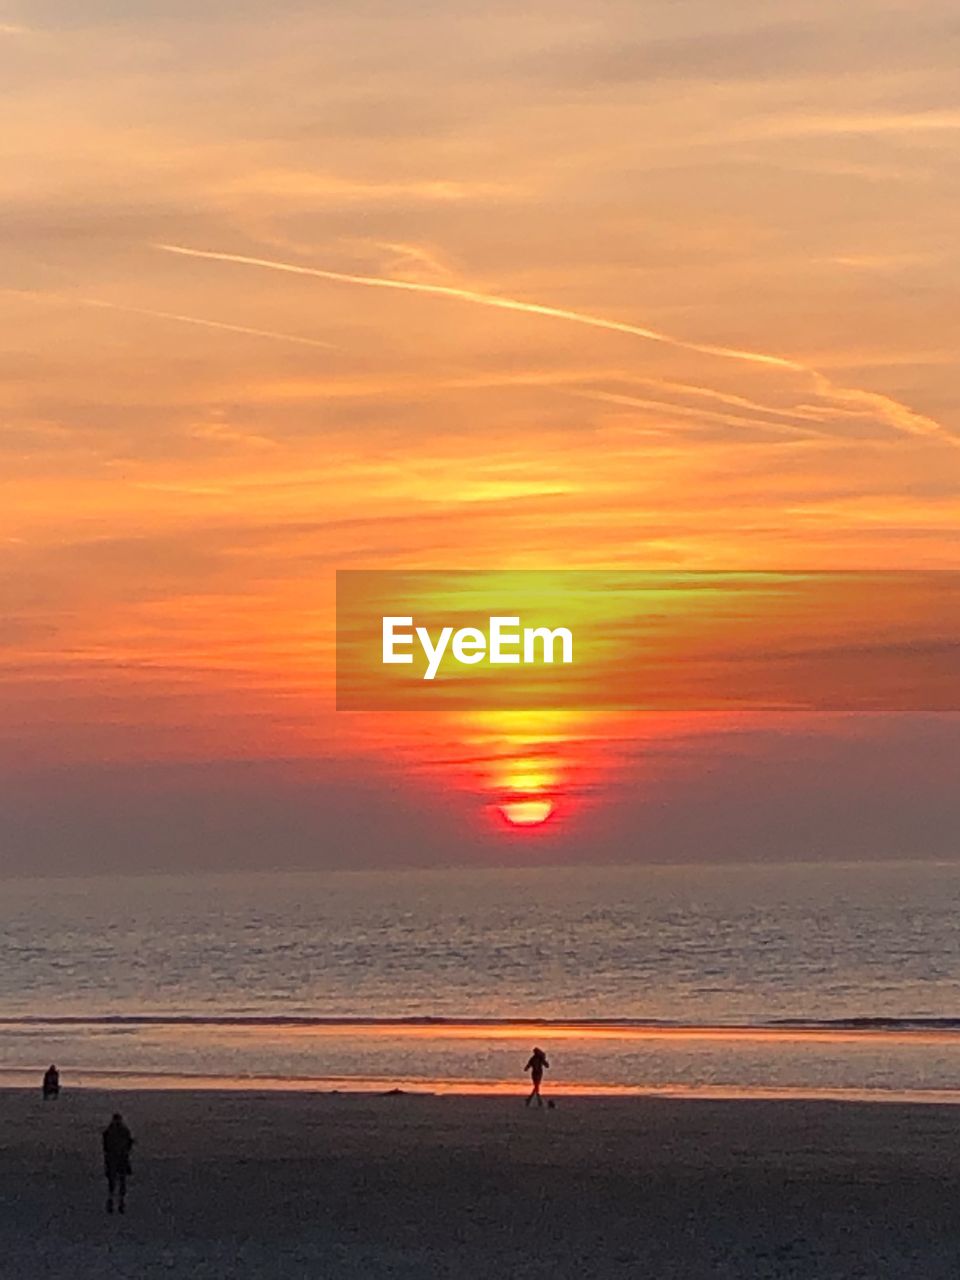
xmin=497 ymin=798 xmax=555 ymax=827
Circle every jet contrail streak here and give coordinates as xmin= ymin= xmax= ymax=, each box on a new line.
xmin=153 ymin=242 xmax=957 ymax=448
xmin=81 ymin=297 xmax=339 ymax=351
xmin=153 ymin=242 xmax=803 ymax=373
xmin=568 ymin=389 xmax=837 ymax=440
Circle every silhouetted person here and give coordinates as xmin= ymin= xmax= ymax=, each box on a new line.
xmin=524 ymin=1046 xmax=549 ymax=1107
xmin=42 ymin=1064 xmax=59 ymax=1100
xmin=102 ymin=1113 xmax=134 ymax=1214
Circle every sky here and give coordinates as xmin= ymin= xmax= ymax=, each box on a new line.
xmin=1 ymin=0 xmax=958 ymax=872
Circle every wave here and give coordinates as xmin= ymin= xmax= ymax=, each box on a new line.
xmin=769 ymin=1017 xmax=960 ymax=1031
xmin=4 ymin=1014 xmax=960 ymax=1035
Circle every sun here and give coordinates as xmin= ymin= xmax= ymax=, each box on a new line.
xmin=497 ymin=799 xmax=555 ymax=827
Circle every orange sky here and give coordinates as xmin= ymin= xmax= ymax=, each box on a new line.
xmin=1 ymin=1 xmax=958 ymax=869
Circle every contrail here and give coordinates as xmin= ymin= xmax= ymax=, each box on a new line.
xmin=567 ymin=389 xmax=837 ymax=441
xmin=153 ymin=242 xmax=802 ymax=373
xmin=79 ymin=297 xmax=339 ymax=351
xmin=153 ymin=242 xmax=957 ymax=448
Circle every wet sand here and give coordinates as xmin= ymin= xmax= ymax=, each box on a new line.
xmin=1 ymin=1088 xmax=959 ymax=1278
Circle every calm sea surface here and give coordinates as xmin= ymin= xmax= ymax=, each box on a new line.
xmin=2 ymin=862 xmax=960 ymax=1099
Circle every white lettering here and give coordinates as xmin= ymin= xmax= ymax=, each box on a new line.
xmin=452 ymin=627 xmax=486 ymax=664
xmin=382 ymin=617 xmax=574 ymax=679
xmin=489 ymin=616 xmax=521 ymax=663
xmin=523 ymin=626 xmax=573 ymax=664
xmin=382 ymin=616 xmax=414 ymax=664
xmin=417 ymin=625 xmax=454 ymax=681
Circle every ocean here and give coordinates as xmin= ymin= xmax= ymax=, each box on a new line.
xmin=3 ymin=861 xmax=960 ymax=1101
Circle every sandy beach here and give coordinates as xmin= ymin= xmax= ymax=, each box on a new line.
xmin=1 ymin=1089 xmax=958 ymax=1278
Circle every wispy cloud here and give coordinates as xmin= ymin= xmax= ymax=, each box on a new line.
xmin=153 ymin=242 xmax=958 ymax=449
xmin=752 ymin=111 xmax=960 ymax=141
xmin=33 ymin=294 xmax=340 ymax=352
xmin=220 ymin=170 xmax=516 ymax=205
xmin=567 ymin=389 xmax=836 ymax=442
xmin=154 ymin=242 xmax=801 ymax=371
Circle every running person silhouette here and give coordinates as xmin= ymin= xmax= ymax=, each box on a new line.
xmin=524 ymin=1046 xmax=550 ymax=1107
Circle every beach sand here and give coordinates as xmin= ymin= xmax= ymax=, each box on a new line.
xmin=1 ymin=1088 xmax=958 ymax=1278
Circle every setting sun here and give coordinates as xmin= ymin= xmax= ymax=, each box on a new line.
xmin=498 ymin=799 xmax=555 ymax=827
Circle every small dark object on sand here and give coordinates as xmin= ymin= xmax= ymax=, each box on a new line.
xmin=547 ymin=1099 xmax=557 ymax=1110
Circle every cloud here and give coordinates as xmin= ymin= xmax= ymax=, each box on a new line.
xmin=153 ymin=241 xmax=959 ymax=449
xmin=531 ymin=16 xmax=960 ymax=90
xmin=536 ymin=23 xmax=830 ymax=87
xmin=77 ymin=297 xmax=340 ymax=352
xmin=153 ymin=242 xmax=804 ymax=370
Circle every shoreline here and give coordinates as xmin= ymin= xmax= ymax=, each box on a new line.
xmin=4 ymin=1069 xmax=960 ymax=1105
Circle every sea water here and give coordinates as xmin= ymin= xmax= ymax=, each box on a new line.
xmin=2 ymin=862 xmax=960 ymax=1099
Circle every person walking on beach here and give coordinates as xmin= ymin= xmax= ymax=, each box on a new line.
xmin=524 ymin=1047 xmax=550 ymax=1107
xmin=41 ymin=1064 xmax=59 ymax=1100
xmin=102 ymin=1113 xmax=135 ymax=1214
